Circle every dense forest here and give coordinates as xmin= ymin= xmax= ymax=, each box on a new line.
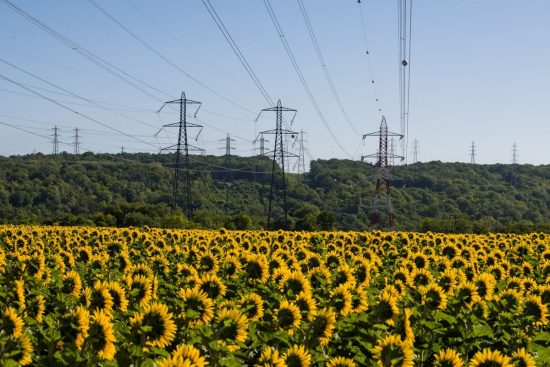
xmin=0 ymin=152 xmax=549 ymax=233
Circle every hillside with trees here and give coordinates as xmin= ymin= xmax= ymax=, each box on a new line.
xmin=0 ymin=152 xmax=549 ymax=233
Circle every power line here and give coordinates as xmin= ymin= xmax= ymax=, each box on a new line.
xmin=261 ymin=0 xmax=351 ymax=158
xmin=87 ymin=0 xmax=257 ymax=115
xmin=0 ymin=119 xmax=53 ymax=141
xmin=0 ymin=0 xmax=169 ymax=102
xmin=358 ymin=1 xmax=383 ymax=115
xmin=398 ymin=0 xmax=413 ymax=163
xmin=200 ymin=0 xmax=274 ymax=106
xmin=297 ymin=0 xmax=360 ymax=136
xmin=0 ymin=116 xmax=276 ymax=175
xmin=0 ymin=74 xmax=159 ymax=149
xmin=0 ymin=58 xmax=161 ymax=131
xmin=126 ymin=0 xmax=252 ymax=92
xmin=1 ymin=1 xmax=265 ymax=144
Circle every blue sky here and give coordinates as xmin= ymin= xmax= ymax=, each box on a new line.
xmin=1 ymin=0 xmax=549 ymax=165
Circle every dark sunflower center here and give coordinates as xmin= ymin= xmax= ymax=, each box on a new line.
xmin=283 ymin=279 xmax=304 ymax=296
xmin=278 ymin=308 xmax=296 ymax=329
xmin=246 ymin=261 xmax=264 ymax=280
xmin=201 ymin=281 xmax=221 ymax=299
xmin=286 ymin=354 xmax=304 ymax=367
xmin=142 ymin=312 xmax=166 ymax=340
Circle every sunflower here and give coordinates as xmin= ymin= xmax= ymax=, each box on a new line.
xmin=155 ymin=356 xmax=194 ymax=367
xmin=279 ymin=271 xmax=312 ymax=299
xmin=59 ymin=306 xmax=90 ymax=350
xmin=130 ymin=303 xmax=177 ymax=349
xmin=468 ymin=349 xmax=512 ymax=367
xmin=438 ymin=269 xmax=458 ymax=295
xmin=329 ymin=284 xmax=353 ymax=316
xmin=276 ymin=299 xmax=302 ymax=335
xmin=197 ymin=251 xmax=219 ymax=274
xmin=510 ymin=348 xmax=536 ymax=367
xmin=88 ymin=310 xmax=116 ymax=361
xmin=537 ymin=284 xmax=550 ymax=305
xmin=522 ymin=295 xmax=548 ymax=326
xmin=256 ymin=347 xmax=286 ymax=367
xmin=107 ymin=281 xmax=129 ymax=313
xmin=331 ymin=264 xmax=357 ymax=288
xmin=295 ymin=291 xmax=317 ymax=321
xmin=326 ymin=356 xmax=356 ymax=367
xmin=353 ymin=258 xmax=373 ymax=286
xmin=308 ymin=267 xmax=332 ymax=290
xmin=433 ymin=348 xmax=463 ymax=367
xmin=220 ymin=255 xmax=241 ymax=279
xmin=195 ymin=273 xmax=227 ymax=300
xmin=308 ymin=308 xmax=336 ymax=346
xmin=244 ymin=254 xmax=270 ymax=283
xmin=351 ymin=286 xmax=369 ymax=314
xmin=240 ymin=293 xmax=264 ymax=321
xmin=176 ymin=263 xmax=199 ymax=288
xmin=284 ymin=345 xmax=311 ymax=367
xmin=409 ymin=268 xmax=432 ymax=288
xmin=178 ymin=287 xmax=215 ymax=326
xmin=61 ymin=270 xmax=82 ymax=297
xmin=90 ymin=281 xmax=114 ymax=314
xmin=170 ymin=344 xmax=208 ymax=367
xmin=420 ymin=283 xmax=448 ymax=310
xmin=373 ymin=335 xmax=414 ymax=367
xmin=130 ymin=263 xmax=155 ymax=280
xmin=455 ymin=281 xmax=481 ymax=309
xmin=495 ymin=289 xmax=522 ymax=311
xmin=15 ymin=279 xmax=25 ymax=309
xmin=395 ymin=308 xmax=415 ymax=345
xmin=506 ymin=277 xmax=523 ymax=291
xmin=411 ymin=252 xmax=430 ymax=270
xmin=214 ymin=308 xmax=248 ymax=351
xmin=127 ymin=274 xmax=153 ymax=306
xmin=2 ymin=307 xmax=24 ymax=337
xmin=474 ymin=273 xmax=496 ymax=301
xmin=2 ymin=333 xmax=34 ymax=366
xmin=27 ymin=294 xmax=46 ymax=323
xmin=392 ymin=267 xmax=411 ymax=287
xmin=373 ymin=290 xmax=399 ymax=325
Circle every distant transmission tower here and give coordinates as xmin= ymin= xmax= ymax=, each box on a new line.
xmin=256 ymin=99 xmax=298 ymax=229
xmin=389 ymin=137 xmax=396 ymax=166
xmin=512 ymin=142 xmax=518 ymax=164
xmin=469 ymin=141 xmax=476 ymax=164
xmin=73 ymin=127 xmax=80 ymax=154
xmin=156 ymin=92 xmax=203 ymax=216
xmin=412 ymin=139 xmax=419 ymax=163
xmin=293 ymin=130 xmax=307 ymax=174
xmin=218 ymin=133 xmax=236 ymax=156
xmin=361 ymin=116 xmax=403 ymax=228
xmin=52 ymin=126 xmax=60 ymax=155
xmin=255 ymin=133 xmax=269 ymax=156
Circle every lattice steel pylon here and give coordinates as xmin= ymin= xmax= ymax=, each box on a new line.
xmin=469 ymin=141 xmax=476 ymax=164
xmin=256 ymin=99 xmax=298 ymax=229
xmin=361 ymin=116 xmax=403 ymax=228
xmin=156 ymin=92 xmax=203 ymax=216
xmin=52 ymin=125 xmax=60 ymax=155
xmin=73 ymin=127 xmax=80 ymax=155
xmin=293 ymin=130 xmax=307 ymax=174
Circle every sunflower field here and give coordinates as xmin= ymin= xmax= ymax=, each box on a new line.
xmin=0 ymin=225 xmax=549 ymax=366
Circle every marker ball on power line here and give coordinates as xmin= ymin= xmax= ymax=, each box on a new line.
xmin=401 ymin=59 xmax=408 ymax=66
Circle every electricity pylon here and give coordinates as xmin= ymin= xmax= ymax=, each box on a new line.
xmin=362 ymin=116 xmax=403 ymax=228
xmin=256 ymin=99 xmax=298 ymax=229
xmin=156 ymin=92 xmax=203 ymax=217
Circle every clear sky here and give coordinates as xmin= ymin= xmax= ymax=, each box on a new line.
xmin=1 ymin=0 xmax=549 ymax=165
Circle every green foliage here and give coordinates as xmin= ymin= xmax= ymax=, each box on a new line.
xmin=0 ymin=153 xmax=549 ymax=232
